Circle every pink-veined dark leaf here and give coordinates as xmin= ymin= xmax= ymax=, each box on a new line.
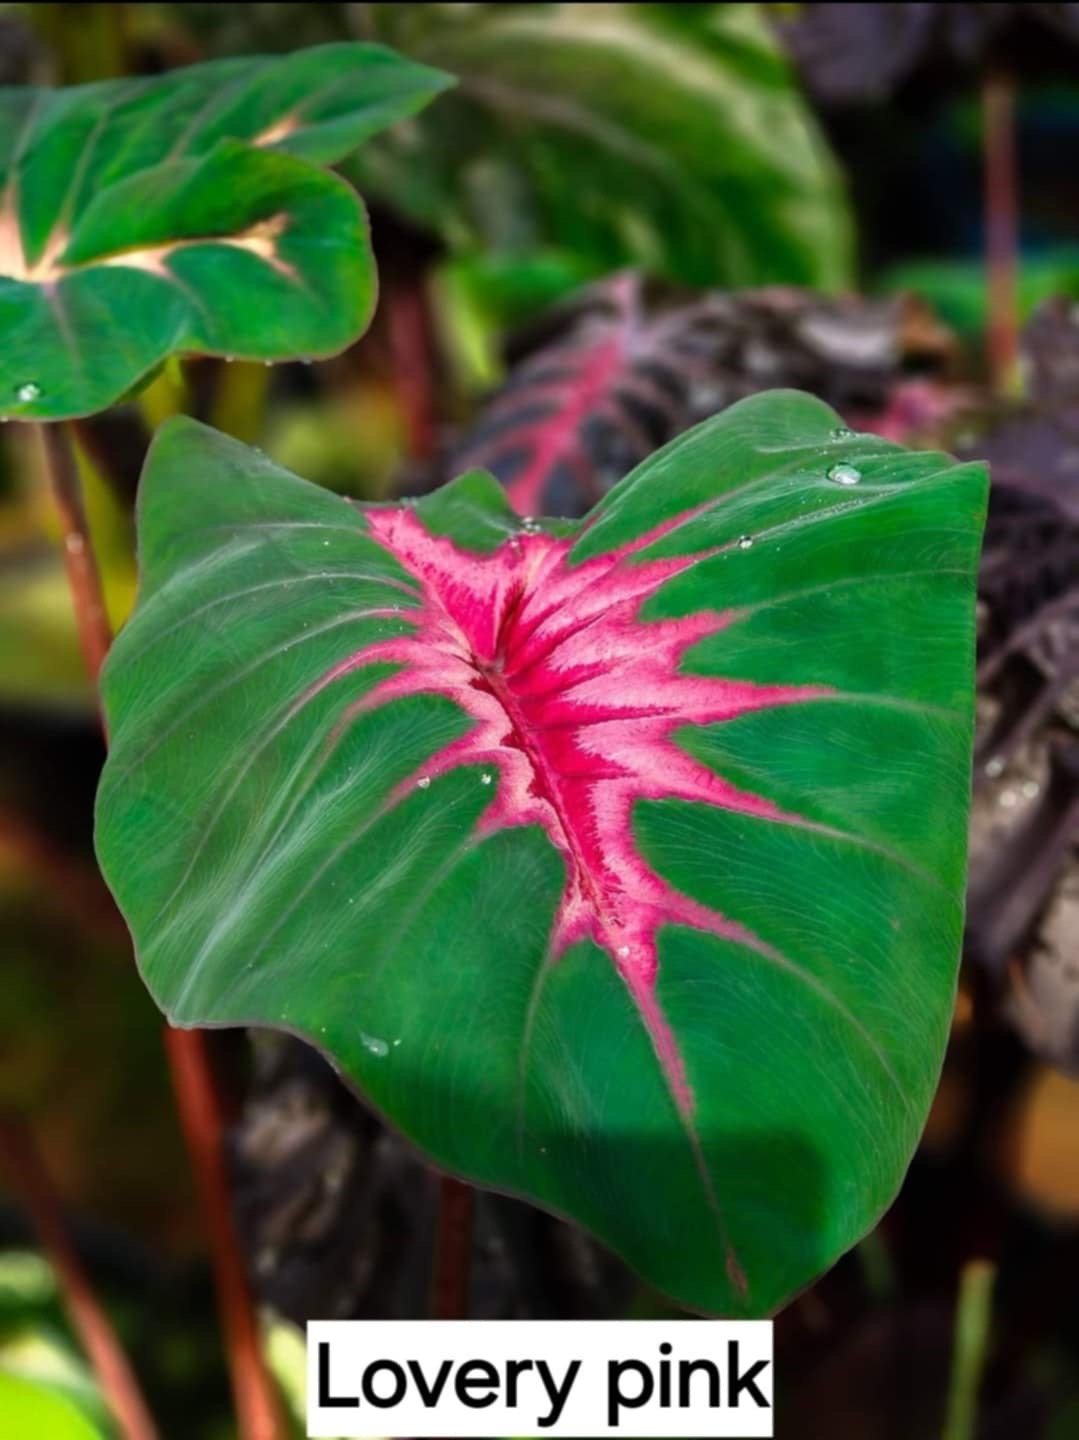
xmin=445 ymin=275 xmax=959 ymax=518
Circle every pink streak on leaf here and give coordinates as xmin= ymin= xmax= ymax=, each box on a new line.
xmin=330 ymin=505 xmax=821 ymax=1127
xmin=473 ymin=271 xmax=640 ymax=518
xmin=319 ymin=503 xmax=832 ymax=1297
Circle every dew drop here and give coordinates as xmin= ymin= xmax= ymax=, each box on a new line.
xmin=985 ymin=756 xmax=1005 ymax=778
xmin=480 ymin=772 xmax=492 ymax=785
xmin=737 ymin=534 xmax=753 ymax=550
xmin=616 ymin=944 xmax=631 ymax=959
xmin=831 ymin=426 xmax=856 ymax=439
xmin=417 ymin=776 xmax=431 ymax=789
xmin=15 ymin=382 xmax=40 ymax=403
xmin=360 ymin=1032 xmax=389 ymax=1058
xmin=827 ymin=462 xmax=862 ymax=487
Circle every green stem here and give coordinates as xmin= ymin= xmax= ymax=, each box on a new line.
xmin=942 ymin=1259 xmax=996 ymax=1440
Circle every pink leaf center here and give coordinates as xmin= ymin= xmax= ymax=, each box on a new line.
xmin=329 ymin=506 xmax=824 ymax=1139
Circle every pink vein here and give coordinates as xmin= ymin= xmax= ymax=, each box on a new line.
xmin=332 ymin=507 xmax=828 ymax=1225
xmin=500 ymin=274 xmax=640 ymax=516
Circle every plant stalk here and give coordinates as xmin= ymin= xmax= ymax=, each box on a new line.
xmin=431 ymin=1176 xmax=475 ymax=1318
xmin=387 ymin=278 xmax=438 ymax=462
xmin=40 ymin=424 xmax=112 ymax=688
xmin=0 ymin=1114 xmax=160 ymax=1440
xmin=164 ymin=1028 xmax=287 ymax=1440
xmin=40 ymin=421 xmax=286 ymax=1440
xmin=982 ymin=70 xmax=1019 ymax=395
xmin=942 ymin=1259 xmax=996 ymax=1440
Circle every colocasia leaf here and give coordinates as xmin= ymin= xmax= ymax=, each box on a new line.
xmin=0 ymin=43 xmax=452 ymax=420
xmin=95 ymin=392 xmax=986 ymax=1315
xmin=447 ymin=274 xmax=958 ymax=518
xmin=961 ymin=300 xmax=1079 ymax=1069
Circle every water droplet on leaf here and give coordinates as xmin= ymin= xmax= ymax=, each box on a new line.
xmin=15 ymin=382 xmax=40 ymax=402
xmin=831 ymin=426 xmax=855 ymax=439
xmin=360 ymin=1032 xmax=389 ymax=1058
xmin=827 ymin=463 xmax=862 ymax=487
xmin=480 ymin=773 xmax=492 ymax=785
xmin=737 ymin=535 xmax=753 ymax=550
xmin=417 ymin=776 xmax=431 ymax=789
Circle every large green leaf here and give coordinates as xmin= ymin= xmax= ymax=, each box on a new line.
xmin=95 ymin=392 xmax=986 ymax=1315
xmin=354 ymin=3 xmax=853 ymax=291
xmin=0 ymin=42 xmax=452 ymax=420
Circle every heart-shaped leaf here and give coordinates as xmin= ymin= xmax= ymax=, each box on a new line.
xmin=95 ymin=392 xmax=986 ymax=1315
xmin=0 ymin=42 xmax=452 ymax=420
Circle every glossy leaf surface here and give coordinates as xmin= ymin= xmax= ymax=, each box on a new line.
xmin=0 ymin=43 xmax=451 ymax=420
xmin=96 ymin=392 xmax=986 ymax=1314
xmin=356 ymin=3 xmax=852 ymax=292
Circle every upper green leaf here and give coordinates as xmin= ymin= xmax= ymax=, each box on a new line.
xmin=95 ymin=393 xmax=986 ymax=1315
xmin=0 ymin=42 xmax=452 ymax=420
xmin=355 ymin=3 xmax=853 ymax=292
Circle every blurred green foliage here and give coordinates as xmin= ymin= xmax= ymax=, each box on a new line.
xmin=880 ymin=249 xmax=1079 ymax=338
xmin=354 ymin=3 xmax=853 ymax=292
xmin=0 ymin=1253 xmax=112 ymax=1437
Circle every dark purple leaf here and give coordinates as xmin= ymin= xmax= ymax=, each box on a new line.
xmin=446 ymin=275 xmax=958 ymax=518
xmin=961 ymin=300 xmax=1079 ymax=1069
